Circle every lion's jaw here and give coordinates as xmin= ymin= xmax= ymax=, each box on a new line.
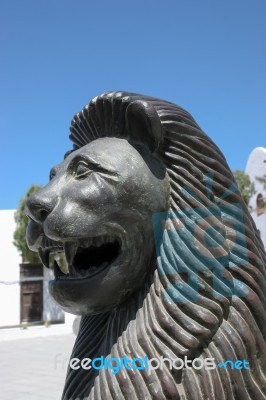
xmin=48 ymin=222 xmax=157 ymax=315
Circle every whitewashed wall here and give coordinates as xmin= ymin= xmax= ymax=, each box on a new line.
xmin=0 ymin=209 xmax=73 ymax=327
xmin=0 ymin=210 xmax=21 ymax=326
xmin=246 ymin=147 xmax=266 ymax=249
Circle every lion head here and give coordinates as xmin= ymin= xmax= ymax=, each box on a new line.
xmin=26 ymin=136 xmax=169 ymax=315
xmin=26 ymin=92 xmax=266 ymax=400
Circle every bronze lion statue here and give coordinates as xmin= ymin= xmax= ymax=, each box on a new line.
xmin=26 ymin=92 xmax=266 ymax=399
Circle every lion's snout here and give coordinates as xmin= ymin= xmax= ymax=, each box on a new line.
xmin=25 ymin=187 xmax=56 ymax=224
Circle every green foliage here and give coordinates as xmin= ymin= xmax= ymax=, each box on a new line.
xmin=233 ymin=170 xmax=256 ymax=205
xmin=13 ymin=184 xmax=42 ymax=263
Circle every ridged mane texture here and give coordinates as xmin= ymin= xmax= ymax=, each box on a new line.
xmin=63 ymin=92 xmax=266 ymax=400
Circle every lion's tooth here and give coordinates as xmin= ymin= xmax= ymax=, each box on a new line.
xmin=64 ymin=242 xmax=78 ymax=267
xmin=79 ymin=238 xmax=91 ymax=248
xmin=53 ymin=260 xmax=62 ymax=278
xmin=105 ymin=235 xmax=114 ymax=244
xmin=95 ymin=236 xmax=105 ymax=247
xmin=87 ymin=237 xmax=94 ymax=247
xmin=88 ymin=238 xmax=94 ymax=247
xmin=38 ymin=248 xmax=49 ymax=268
xmin=55 ymin=253 xmax=69 ymax=274
xmin=69 ymin=264 xmax=77 ymax=277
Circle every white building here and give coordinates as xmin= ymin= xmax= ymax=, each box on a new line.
xmin=0 ymin=210 xmax=74 ymax=328
xmin=0 ymin=210 xmax=21 ymax=326
xmin=245 ymin=147 xmax=266 ymax=248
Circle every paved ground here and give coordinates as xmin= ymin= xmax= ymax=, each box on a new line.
xmin=0 ymin=333 xmax=76 ymax=400
xmin=0 ymin=323 xmax=74 ymax=342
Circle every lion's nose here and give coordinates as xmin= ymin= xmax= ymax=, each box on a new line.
xmin=25 ymin=191 xmax=55 ymax=223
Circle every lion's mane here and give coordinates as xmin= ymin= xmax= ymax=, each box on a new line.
xmin=63 ymin=92 xmax=266 ymax=400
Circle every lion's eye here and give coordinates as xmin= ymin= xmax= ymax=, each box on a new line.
xmin=74 ymin=162 xmax=91 ymax=178
xmin=49 ymin=169 xmax=56 ymax=181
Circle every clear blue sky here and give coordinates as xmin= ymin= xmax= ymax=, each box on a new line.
xmin=1 ymin=0 xmax=265 ymax=209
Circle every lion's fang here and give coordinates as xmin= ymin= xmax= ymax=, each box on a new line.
xmin=38 ymin=248 xmax=49 ymax=268
xmin=64 ymin=242 xmax=78 ymax=268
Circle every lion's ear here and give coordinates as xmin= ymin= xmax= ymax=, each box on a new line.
xmin=126 ymin=100 xmax=162 ymax=153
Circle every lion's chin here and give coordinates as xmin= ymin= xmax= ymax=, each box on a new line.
xmin=48 ymin=264 xmax=116 ymax=315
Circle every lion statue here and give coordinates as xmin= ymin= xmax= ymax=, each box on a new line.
xmin=26 ymin=92 xmax=266 ymax=400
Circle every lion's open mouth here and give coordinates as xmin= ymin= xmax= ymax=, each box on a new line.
xmin=38 ymin=235 xmax=120 ymax=279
